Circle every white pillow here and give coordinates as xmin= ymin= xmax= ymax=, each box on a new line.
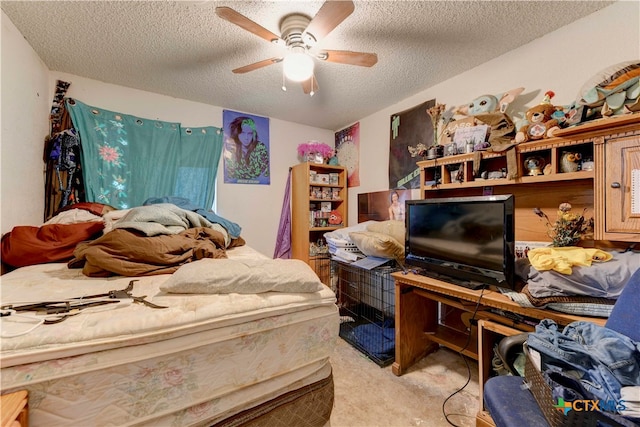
xmin=160 ymin=258 xmax=324 ymax=294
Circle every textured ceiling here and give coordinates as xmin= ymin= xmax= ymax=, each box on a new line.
xmin=1 ymin=1 xmax=614 ymax=130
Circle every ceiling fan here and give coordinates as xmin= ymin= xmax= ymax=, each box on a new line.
xmin=215 ymin=0 xmax=378 ymax=95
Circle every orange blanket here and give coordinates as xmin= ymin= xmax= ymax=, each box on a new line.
xmin=1 ymin=222 xmax=104 ymax=268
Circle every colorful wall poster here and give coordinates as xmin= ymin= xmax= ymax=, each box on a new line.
xmin=223 ymin=110 xmax=270 ymax=185
xmin=388 ymin=99 xmax=435 ymax=189
xmin=335 ymin=122 xmax=360 ymax=187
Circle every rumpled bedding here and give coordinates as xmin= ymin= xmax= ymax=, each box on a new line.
xmin=1 ymin=203 xmax=113 ymax=269
xmin=1 ymin=221 xmax=105 ymax=268
xmin=517 ymin=251 xmax=640 ymax=299
xmin=2 ymin=202 xmax=246 ymax=277
xmin=71 ymin=226 xmax=244 ymax=277
xmin=113 ymin=203 xmax=214 ymax=236
xmin=506 ymin=250 xmax=640 ymax=317
xmin=143 ymin=196 xmax=242 ymax=238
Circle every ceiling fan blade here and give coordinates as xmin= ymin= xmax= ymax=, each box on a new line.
xmin=318 ymin=50 xmax=378 ymax=67
xmin=301 ymin=75 xmax=319 ymax=95
xmin=216 ymin=7 xmax=282 ymax=44
xmin=232 ymin=57 xmax=282 ymax=74
xmin=302 ymin=1 xmax=355 ymax=45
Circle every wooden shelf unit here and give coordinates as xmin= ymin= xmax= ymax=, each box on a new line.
xmin=290 ymin=162 xmax=348 ymax=282
xmin=417 ymin=114 xmax=640 ymax=243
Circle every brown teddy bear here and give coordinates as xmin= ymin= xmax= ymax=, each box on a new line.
xmin=515 ymin=91 xmax=562 ymax=143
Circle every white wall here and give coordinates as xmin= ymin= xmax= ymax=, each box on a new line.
xmin=347 ymin=0 xmax=640 ymax=225
xmin=1 ymin=12 xmax=50 ymax=232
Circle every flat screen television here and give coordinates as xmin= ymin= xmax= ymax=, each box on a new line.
xmin=404 ymin=195 xmax=515 ymax=290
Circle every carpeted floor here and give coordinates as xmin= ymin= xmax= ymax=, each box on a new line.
xmin=329 ymin=337 xmax=479 ymax=427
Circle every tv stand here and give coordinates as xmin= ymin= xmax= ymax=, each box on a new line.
xmin=391 ymin=271 xmax=608 ymax=425
xmin=412 ymin=268 xmax=487 ymax=290
xmin=391 ymin=271 xmax=606 ymax=377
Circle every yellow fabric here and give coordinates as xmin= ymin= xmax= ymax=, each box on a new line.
xmin=527 ymin=247 xmax=613 ymax=275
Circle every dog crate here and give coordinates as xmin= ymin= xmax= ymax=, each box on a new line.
xmin=332 ymin=259 xmax=400 ymax=367
xmin=310 ymin=253 xmax=331 ymax=286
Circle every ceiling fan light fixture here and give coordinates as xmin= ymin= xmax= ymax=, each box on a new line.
xmin=283 ymin=51 xmax=314 ymax=82
xmin=217 ymin=2 xmax=372 ymax=94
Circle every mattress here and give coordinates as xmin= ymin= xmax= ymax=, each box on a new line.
xmin=0 ymin=245 xmax=339 ymax=426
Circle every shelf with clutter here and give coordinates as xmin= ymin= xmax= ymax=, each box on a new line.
xmin=417 ymin=112 xmax=639 ymax=193
xmin=418 ymin=133 xmax=600 ymax=191
xmin=418 ymin=114 xmax=640 ymax=242
xmin=413 ymin=60 xmax=640 ymax=243
xmin=415 ymin=60 xmax=639 ymax=193
xmin=416 ymin=60 xmax=637 ymax=175
xmin=291 ymin=158 xmax=348 ymax=284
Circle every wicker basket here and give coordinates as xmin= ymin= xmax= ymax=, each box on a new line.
xmin=523 ymin=344 xmax=638 ymax=427
xmin=523 ymin=343 xmax=566 ymax=427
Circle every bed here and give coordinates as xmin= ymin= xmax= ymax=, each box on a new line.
xmin=0 ymin=205 xmax=339 ymax=426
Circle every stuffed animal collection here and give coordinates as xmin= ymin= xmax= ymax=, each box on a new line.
xmin=422 ymin=62 xmax=640 ymax=181
xmin=441 ymin=87 xmax=523 ymax=147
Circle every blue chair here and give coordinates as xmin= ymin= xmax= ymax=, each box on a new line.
xmin=483 ymin=266 xmax=640 ymax=427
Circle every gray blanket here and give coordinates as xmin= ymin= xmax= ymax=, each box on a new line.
xmin=113 ymin=203 xmax=212 ymax=236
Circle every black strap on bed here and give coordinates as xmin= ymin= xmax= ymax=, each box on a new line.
xmin=1 ymin=280 xmax=167 ymax=323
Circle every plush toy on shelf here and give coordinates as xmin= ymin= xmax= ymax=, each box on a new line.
xmin=576 ymin=60 xmax=640 ymax=119
xmin=439 ymin=87 xmax=524 ymax=148
xmin=515 ymin=91 xmax=562 ymax=143
xmin=455 ymin=87 xmax=525 ymax=116
xmin=328 ymin=210 xmax=343 ymax=226
xmin=560 ymin=152 xmax=582 ymax=173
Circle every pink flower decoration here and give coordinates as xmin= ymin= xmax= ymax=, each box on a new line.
xmin=297 ymin=141 xmax=334 ymax=159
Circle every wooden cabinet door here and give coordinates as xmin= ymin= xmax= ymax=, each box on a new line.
xmin=605 ymin=135 xmax=640 ymax=238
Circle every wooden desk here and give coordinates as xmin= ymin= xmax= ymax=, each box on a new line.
xmin=391 ymin=271 xmax=606 ymax=376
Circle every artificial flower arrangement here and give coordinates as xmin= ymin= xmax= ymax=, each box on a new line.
xmin=297 ymin=141 xmax=334 ymax=163
xmin=408 ymin=103 xmax=451 ymax=159
xmin=534 ymin=202 xmax=594 ymax=247
xmin=427 ymin=103 xmax=448 ymax=146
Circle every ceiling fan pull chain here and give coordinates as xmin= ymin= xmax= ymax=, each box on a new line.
xmin=310 ymin=74 xmax=315 ymax=97
xmin=282 ymin=68 xmax=287 ymax=92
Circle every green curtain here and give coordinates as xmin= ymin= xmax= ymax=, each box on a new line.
xmin=67 ymin=99 xmax=222 ymax=209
